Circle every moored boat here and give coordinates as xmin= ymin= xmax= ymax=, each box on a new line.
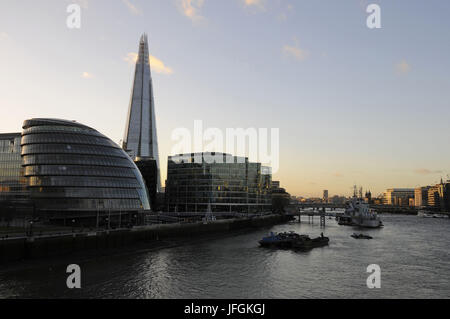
xmin=259 ymin=232 xmax=329 ymax=250
xmin=351 ymin=233 xmax=373 ymax=239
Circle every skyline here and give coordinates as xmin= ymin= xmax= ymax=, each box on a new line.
xmin=1 ymin=0 xmax=450 ymax=197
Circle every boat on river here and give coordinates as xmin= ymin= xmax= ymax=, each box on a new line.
xmin=259 ymin=232 xmax=329 ymax=250
xmin=351 ymin=233 xmax=373 ymax=239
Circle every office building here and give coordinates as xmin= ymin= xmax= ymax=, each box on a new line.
xmin=414 ymin=186 xmax=430 ymax=207
xmin=427 ymin=179 xmax=450 ymax=211
xmin=165 ymin=152 xmax=272 ymax=213
xmin=383 ymin=188 xmax=415 ymax=206
xmin=0 ymin=133 xmax=28 ymax=202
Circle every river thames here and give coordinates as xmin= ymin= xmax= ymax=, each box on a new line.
xmin=0 ymin=214 xmax=449 ymax=298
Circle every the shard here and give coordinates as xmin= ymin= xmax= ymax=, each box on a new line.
xmin=123 ymin=34 xmax=161 ymax=192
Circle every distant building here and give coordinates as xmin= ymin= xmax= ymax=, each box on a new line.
xmin=383 ymin=188 xmax=415 ymax=206
xmin=323 ymin=190 xmax=329 ymax=203
xmin=165 ymin=152 xmax=272 ymax=213
xmin=364 ymin=190 xmax=372 ymax=204
xmin=414 ymin=186 xmax=430 ymax=207
xmin=271 ymin=181 xmax=280 ymax=189
xmin=427 ymin=179 xmax=450 ymax=212
xmin=331 ymin=195 xmax=346 ymax=205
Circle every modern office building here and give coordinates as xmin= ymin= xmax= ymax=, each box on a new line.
xmin=165 ymin=152 xmax=272 ymax=213
xmin=122 ymin=33 xmax=161 ymax=193
xmin=414 ymin=186 xmax=430 ymax=207
xmin=0 ymin=133 xmax=28 ymax=202
xmin=383 ymin=188 xmax=415 ymax=206
xmin=21 ymin=118 xmax=150 ymax=224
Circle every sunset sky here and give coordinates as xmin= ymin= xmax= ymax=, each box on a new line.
xmin=1 ymin=0 xmax=449 ymax=197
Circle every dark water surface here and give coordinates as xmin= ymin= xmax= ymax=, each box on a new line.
xmin=0 ymin=215 xmax=449 ymax=298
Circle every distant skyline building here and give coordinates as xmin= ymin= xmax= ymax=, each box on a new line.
xmin=323 ymin=190 xmax=329 ymax=203
xmin=383 ymin=188 xmax=415 ymax=206
xmin=414 ymin=186 xmax=430 ymax=207
xmin=122 ymin=34 xmax=161 ymax=192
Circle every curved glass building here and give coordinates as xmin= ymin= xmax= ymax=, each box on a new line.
xmin=21 ymin=118 xmax=150 ymax=222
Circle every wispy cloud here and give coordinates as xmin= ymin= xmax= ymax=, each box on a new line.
xmin=82 ymin=72 xmax=93 ymax=79
xmin=79 ymin=0 xmax=89 ymax=9
xmin=178 ymin=0 xmax=206 ymax=22
xmin=282 ymin=38 xmax=309 ymax=61
xmin=241 ymin=0 xmax=266 ymax=10
xmin=277 ymin=3 xmax=294 ymax=21
xmin=0 ymin=32 xmax=9 ymax=40
xmin=413 ymin=168 xmax=442 ymax=175
xmin=124 ymin=52 xmax=174 ymax=75
xmin=395 ymin=60 xmax=411 ymax=74
xmin=333 ymin=173 xmax=343 ymax=177
xmin=122 ymin=0 xmax=142 ymax=15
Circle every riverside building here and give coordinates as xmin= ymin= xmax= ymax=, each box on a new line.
xmin=165 ymin=152 xmax=272 ymax=213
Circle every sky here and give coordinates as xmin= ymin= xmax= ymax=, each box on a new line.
xmin=1 ymin=0 xmax=449 ymax=197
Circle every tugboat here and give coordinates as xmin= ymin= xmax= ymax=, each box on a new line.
xmin=337 ymin=186 xmax=383 ymax=228
xmin=351 ymin=233 xmax=373 ymax=239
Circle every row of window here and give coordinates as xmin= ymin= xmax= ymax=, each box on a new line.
xmin=24 ymin=165 xmax=136 ymax=178
xmin=34 ymin=198 xmax=143 ymax=210
xmin=22 ymin=125 xmax=103 ymax=136
xmin=21 ymin=133 xmax=116 ymax=147
xmin=29 ymin=187 xmax=141 ymax=199
xmin=21 ymin=144 xmax=126 ymax=158
xmin=23 ymin=154 xmax=135 ymax=168
xmin=0 ymin=153 xmax=22 ymax=161
xmin=28 ymin=176 xmax=141 ymax=188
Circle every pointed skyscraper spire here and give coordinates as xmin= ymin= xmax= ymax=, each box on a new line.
xmin=123 ymin=33 xmax=161 ymax=192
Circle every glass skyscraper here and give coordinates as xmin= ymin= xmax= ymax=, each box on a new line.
xmin=122 ymin=33 xmax=161 ymax=192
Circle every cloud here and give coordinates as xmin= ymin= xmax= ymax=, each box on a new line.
xmin=413 ymin=169 xmax=442 ymax=175
xmin=282 ymin=38 xmax=309 ymax=61
xmin=75 ymin=0 xmax=89 ymax=9
xmin=82 ymin=72 xmax=93 ymax=79
xmin=122 ymin=0 xmax=142 ymax=15
xmin=333 ymin=173 xmax=343 ymax=177
xmin=124 ymin=52 xmax=174 ymax=75
xmin=241 ymin=0 xmax=265 ymax=10
xmin=0 ymin=32 xmax=9 ymax=40
xmin=396 ymin=60 xmax=411 ymax=74
xmin=178 ymin=0 xmax=206 ymax=22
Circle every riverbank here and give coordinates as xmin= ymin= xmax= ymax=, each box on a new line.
xmin=0 ymin=214 xmax=290 ymax=264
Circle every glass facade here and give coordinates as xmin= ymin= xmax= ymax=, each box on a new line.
xmin=165 ymin=152 xmax=272 ymax=213
xmin=21 ymin=118 xmax=150 ymax=217
xmin=0 ymin=133 xmax=28 ymax=201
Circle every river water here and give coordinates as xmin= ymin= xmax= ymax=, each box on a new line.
xmin=0 ymin=214 xmax=449 ymax=298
